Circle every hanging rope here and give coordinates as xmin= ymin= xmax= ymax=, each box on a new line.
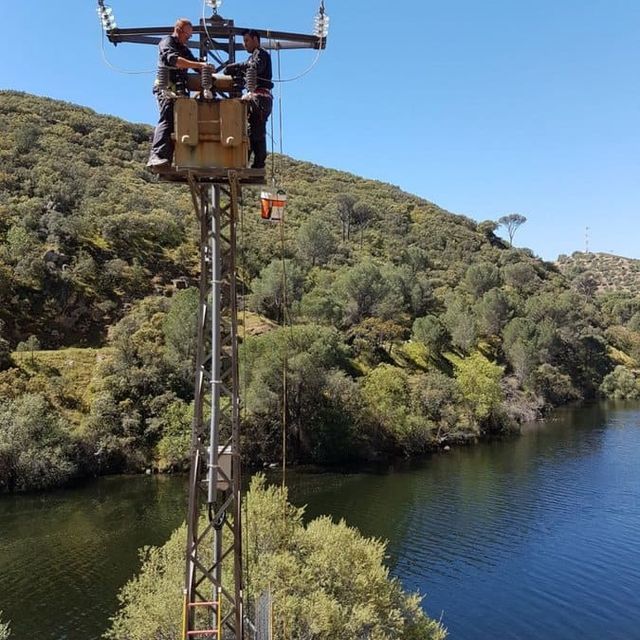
xmin=237 ymin=185 xmax=252 ymax=630
xmin=269 ymin=40 xmax=291 ymax=492
xmin=277 ymin=48 xmax=285 ymax=161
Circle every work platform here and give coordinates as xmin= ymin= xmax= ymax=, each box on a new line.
xmin=157 ymin=167 xmax=266 ymax=185
xmin=152 ymin=97 xmax=267 ymax=185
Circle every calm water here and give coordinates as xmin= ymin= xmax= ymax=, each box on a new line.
xmin=1 ymin=402 xmax=639 ymax=639
xmin=0 ymin=475 xmax=188 ymax=639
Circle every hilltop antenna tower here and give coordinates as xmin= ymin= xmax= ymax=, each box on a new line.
xmin=585 ymin=226 xmax=590 ymax=253
xmin=100 ymin=3 xmax=327 ymax=638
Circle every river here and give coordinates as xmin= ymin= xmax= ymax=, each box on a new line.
xmin=0 ymin=402 xmax=639 ymax=639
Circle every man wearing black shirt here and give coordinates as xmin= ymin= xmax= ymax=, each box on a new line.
xmin=147 ymin=19 xmax=212 ymax=171
xmin=225 ymin=30 xmax=273 ymax=169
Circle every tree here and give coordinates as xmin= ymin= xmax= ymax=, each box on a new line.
xmin=475 ymin=288 xmax=511 ymax=336
xmin=442 ymin=295 xmax=477 ymax=353
xmin=361 ymin=364 xmax=413 ymax=446
xmin=477 ymin=220 xmax=498 ymax=239
xmin=412 ymin=315 xmax=449 ymax=357
xmin=335 ymin=260 xmax=388 ymax=325
xmin=497 ymin=213 xmax=527 ymax=246
xmin=464 ymin=262 xmax=501 ymax=298
xmin=410 ymin=370 xmax=465 ymax=443
xmin=454 ymin=352 xmax=504 ymax=423
xmin=573 ymin=271 xmax=598 ymax=297
xmin=162 ymin=288 xmax=199 ymax=391
xmin=352 ymin=202 xmax=375 ymax=249
xmin=0 ymin=393 xmax=77 ymax=492
xmin=605 ymin=325 xmax=640 ymax=363
xmin=83 ymin=297 xmax=182 ymax=472
xmin=241 ymin=325 xmax=351 ymax=463
xmin=16 ymin=335 xmax=40 ymax=354
xmin=349 ymin=317 xmax=407 ymax=363
xmin=248 ymin=259 xmax=306 ymax=323
xmin=531 ymin=364 xmax=579 ymax=406
xmin=296 ymin=217 xmax=336 ymax=266
xmin=155 ymin=399 xmax=193 ymax=470
xmin=0 ymin=321 xmax=12 ymax=371
xmin=503 ymin=317 xmax=538 ymax=384
xmin=335 ymin=194 xmax=357 ymax=243
xmin=299 ymin=281 xmax=344 ymax=326
xmin=502 ymin=261 xmax=538 ymax=292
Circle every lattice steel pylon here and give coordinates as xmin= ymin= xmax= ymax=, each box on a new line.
xmin=183 ymin=173 xmax=244 ymax=640
xmin=99 ymin=5 xmax=328 ymax=639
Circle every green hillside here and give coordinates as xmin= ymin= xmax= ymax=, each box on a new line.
xmin=557 ymin=251 xmax=640 ymax=295
xmin=1 ymin=90 xmax=639 ymax=492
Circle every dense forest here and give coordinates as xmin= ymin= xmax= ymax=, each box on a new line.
xmin=1 ymin=90 xmax=640 ymax=493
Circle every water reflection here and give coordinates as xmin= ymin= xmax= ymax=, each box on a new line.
xmin=0 ymin=475 xmax=187 ymax=640
xmin=284 ymin=402 xmax=640 ymax=639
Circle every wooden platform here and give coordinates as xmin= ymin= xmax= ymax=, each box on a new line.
xmin=156 ymin=166 xmax=266 ymax=185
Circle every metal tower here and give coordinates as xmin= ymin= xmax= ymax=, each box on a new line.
xmin=184 ymin=174 xmax=244 ymax=639
xmin=99 ymin=3 xmax=327 ymax=638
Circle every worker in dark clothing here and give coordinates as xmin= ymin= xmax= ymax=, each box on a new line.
xmin=224 ymin=30 xmax=273 ymax=169
xmin=147 ymin=18 xmax=213 ymax=171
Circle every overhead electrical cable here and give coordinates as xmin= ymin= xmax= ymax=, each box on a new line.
xmin=99 ymin=27 xmax=154 ymax=75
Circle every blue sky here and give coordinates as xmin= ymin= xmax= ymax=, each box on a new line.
xmin=2 ymin=0 xmax=639 ymax=261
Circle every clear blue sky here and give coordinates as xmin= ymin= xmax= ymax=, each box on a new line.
xmin=3 ymin=0 xmax=639 ymax=261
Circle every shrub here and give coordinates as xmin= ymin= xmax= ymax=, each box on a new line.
xmin=155 ymin=399 xmax=193 ymax=470
xmin=15 ymin=335 xmax=40 ymax=353
xmin=0 ymin=393 xmax=77 ymax=492
xmin=105 ymin=475 xmax=447 ymax=640
xmin=599 ymin=365 xmax=640 ymax=399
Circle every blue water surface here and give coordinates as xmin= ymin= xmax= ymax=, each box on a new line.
xmin=286 ymin=402 xmax=640 ymax=640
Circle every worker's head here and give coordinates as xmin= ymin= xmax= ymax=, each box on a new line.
xmin=242 ymin=29 xmax=261 ymax=53
xmin=174 ymin=18 xmax=193 ymax=44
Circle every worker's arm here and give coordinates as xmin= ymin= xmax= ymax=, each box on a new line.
xmin=224 ymin=60 xmax=248 ymax=75
xmin=175 ymin=57 xmax=212 ymax=71
xmin=160 ymin=37 xmax=211 ymax=71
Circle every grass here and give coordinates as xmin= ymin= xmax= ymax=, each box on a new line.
xmin=239 ymin=311 xmax=278 ymax=337
xmin=10 ymin=347 xmax=110 ymax=428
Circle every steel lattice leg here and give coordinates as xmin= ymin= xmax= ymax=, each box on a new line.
xmin=184 ymin=174 xmax=244 ymax=640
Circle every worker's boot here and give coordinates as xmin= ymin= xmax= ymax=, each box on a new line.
xmin=146 ymin=156 xmax=171 ymax=173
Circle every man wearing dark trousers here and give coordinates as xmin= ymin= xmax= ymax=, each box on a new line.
xmin=147 ymin=18 xmax=213 ymax=171
xmin=225 ymin=30 xmax=273 ymax=169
